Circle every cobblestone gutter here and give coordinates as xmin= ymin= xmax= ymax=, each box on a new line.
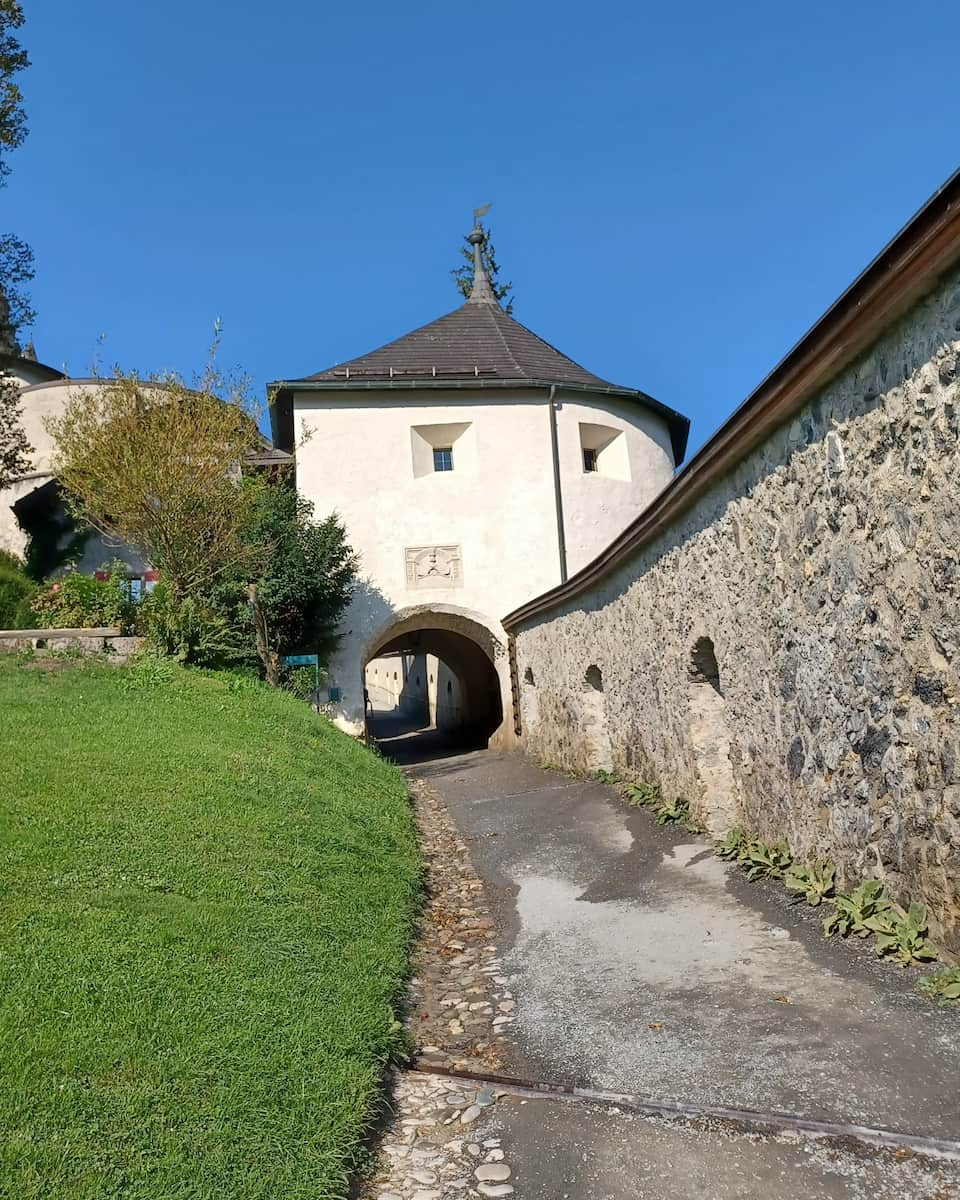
xmin=363 ymin=781 xmax=520 ymax=1199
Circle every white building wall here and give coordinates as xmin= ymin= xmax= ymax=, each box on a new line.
xmin=433 ymin=657 xmax=467 ymax=732
xmin=365 ymin=652 xmax=428 ymax=718
xmin=0 ymin=379 xmax=151 ymax=575
xmin=363 ymin=651 xmax=467 ymax=733
xmin=292 ymin=386 xmax=676 ymax=738
xmin=0 ymin=378 xmax=72 ymax=562
xmin=555 ymin=395 xmax=676 ymax=574
xmin=294 ymin=391 xmax=561 ymax=620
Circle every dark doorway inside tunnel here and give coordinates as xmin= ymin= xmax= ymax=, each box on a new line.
xmin=363 ymin=621 xmax=504 ymax=762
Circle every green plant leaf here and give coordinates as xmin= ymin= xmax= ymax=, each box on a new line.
xmin=916 ymin=967 xmax=960 ymax=1004
xmin=623 ymin=782 xmax=660 ymax=808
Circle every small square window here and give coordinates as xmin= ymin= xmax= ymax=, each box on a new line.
xmin=583 ymin=447 xmax=598 ymax=473
xmin=433 ymin=446 xmax=454 ymax=472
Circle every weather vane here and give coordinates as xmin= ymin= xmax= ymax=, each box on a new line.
xmin=473 ymin=202 xmax=492 ymax=225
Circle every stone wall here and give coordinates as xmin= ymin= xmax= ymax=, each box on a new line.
xmin=0 ymin=628 xmax=143 ymax=661
xmin=512 ymin=264 xmax=960 ymax=953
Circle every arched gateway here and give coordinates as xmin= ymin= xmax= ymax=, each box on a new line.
xmin=363 ymin=605 xmax=507 ymax=748
xmin=267 ymin=217 xmax=689 ymax=749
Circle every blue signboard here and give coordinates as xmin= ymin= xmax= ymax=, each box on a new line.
xmin=280 ymin=654 xmax=319 ymax=667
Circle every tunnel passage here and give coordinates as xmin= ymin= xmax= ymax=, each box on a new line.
xmin=363 ymin=611 xmax=505 ymax=752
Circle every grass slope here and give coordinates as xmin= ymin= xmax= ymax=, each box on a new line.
xmin=0 ymin=657 xmax=420 ymax=1199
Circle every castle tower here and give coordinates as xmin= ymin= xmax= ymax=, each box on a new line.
xmin=269 ymin=220 xmax=689 ymax=746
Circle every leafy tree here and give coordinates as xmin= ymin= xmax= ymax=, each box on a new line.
xmin=47 ymin=364 xmax=266 ymax=601
xmin=0 ymin=233 xmax=34 ymax=349
xmin=0 ymin=370 xmax=31 ymax=487
xmin=0 ymin=2 xmax=32 ymax=350
xmin=452 ymin=221 xmax=514 ymax=313
xmin=0 ymin=1 xmax=28 ymax=182
xmin=244 ymin=481 xmax=357 ymax=685
xmin=46 ymin=360 xmax=358 ymax=678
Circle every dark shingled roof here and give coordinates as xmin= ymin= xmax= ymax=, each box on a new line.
xmin=285 ymin=302 xmax=689 ymax=463
xmin=302 ymin=301 xmax=626 ymax=390
xmin=272 ymin=231 xmax=690 ymax=463
xmin=246 ymin=444 xmax=294 ymax=468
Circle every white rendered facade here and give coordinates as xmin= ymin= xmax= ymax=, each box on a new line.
xmin=0 ymin=372 xmax=149 ymax=573
xmin=283 ymin=383 xmax=680 ymax=745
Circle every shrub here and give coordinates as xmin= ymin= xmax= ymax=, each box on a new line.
xmin=139 ymin=583 xmax=247 ymax=669
xmin=30 ymin=562 xmax=139 ymax=632
xmin=121 ymin=648 xmax=178 ymax=690
xmin=282 ymin=663 xmax=322 ymax=705
xmin=0 ymin=549 xmax=25 ymax=572
xmin=0 ymin=559 xmax=36 ymax=628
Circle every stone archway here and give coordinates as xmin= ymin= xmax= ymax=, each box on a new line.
xmin=362 ymin=605 xmax=510 ymax=750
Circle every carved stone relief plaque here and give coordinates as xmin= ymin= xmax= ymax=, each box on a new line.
xmin=405 ymin=545 xmax=463 ymax=589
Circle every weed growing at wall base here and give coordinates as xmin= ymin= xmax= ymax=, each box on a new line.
xmin=623 ymin=781 xmax=661 ymax=808
xmin=620 ymin=782 xmax=703 ymax=831
xmin=713 ymin=825 xmax=747 ymax=860
xmin=737 ymin=838 xmax=792 ymax=881
xmin=917 ymin=967 xmax=960 ymax=1006
xmin=579 ymin=761 xmax=950 ymax=994
xmin=822 ymin=880 xmax=892 ymax=939
xmin=783 ymin=860 xmax=835 ymax=906
xmin=593 ymin=768 xmax=622 ymax=785
xmin=654 ymin=795 xmax=703 ymax=833
xmin=711 ymin=829 xmax=943 ymax=972
xmin=867 ymin=903 xmax=939 ymax=967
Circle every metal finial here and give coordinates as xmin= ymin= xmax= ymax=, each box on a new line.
xmin=467 ymin=203 xmax=496 ymax=305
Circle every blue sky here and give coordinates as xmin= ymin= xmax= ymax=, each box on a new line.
xmin=5 ymin=1 xmax=958 ymax=458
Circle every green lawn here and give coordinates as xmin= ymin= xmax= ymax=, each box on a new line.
xmin=0 ymin=656 xmax=421 ymax=1199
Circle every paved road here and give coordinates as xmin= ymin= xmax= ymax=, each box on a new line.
xmin=388 ymin=734 xmax=960 ymax=1198
xmin=489 ymin=1097 xmax=959 ymax=1200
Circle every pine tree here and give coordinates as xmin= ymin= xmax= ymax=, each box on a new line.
xmin=451 ymin=222 xmax=514 ymax=314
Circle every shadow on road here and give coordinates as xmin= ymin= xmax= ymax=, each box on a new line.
xmin=366 ymin=709 xmax=487 ymax=766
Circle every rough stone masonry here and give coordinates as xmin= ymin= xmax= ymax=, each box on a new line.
xmin=512 ymin=261 xmax=960 ymax=954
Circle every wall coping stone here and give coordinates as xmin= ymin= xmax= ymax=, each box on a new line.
xmin=0 ymin=627 xmax=121 ymax=639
